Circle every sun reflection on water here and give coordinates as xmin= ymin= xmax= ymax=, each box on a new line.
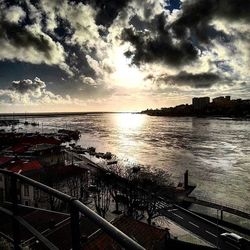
xmin=114 ymin=113 xmax=145 ymax=131
xmin=113 ymin=113 xmax=146 ymax=163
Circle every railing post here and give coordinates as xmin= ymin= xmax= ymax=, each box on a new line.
xmin=70 ymin=199 xmax=81 ymax=250
xmin=11 ymin=174 xmax=21 ymax=250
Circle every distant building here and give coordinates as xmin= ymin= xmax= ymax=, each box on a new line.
xmin=192 ymin=97 xmax=210 ymax=110
xmin=212 ymin=96 xmax=231 ymax=104
xmin=212 ymin=96 xmax=233 ymax=110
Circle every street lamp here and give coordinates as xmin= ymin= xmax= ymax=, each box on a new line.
xmin=216 ymin=208 xmax=219 ymax=249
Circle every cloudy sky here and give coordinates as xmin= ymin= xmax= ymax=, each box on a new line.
xmin=0 ymin=0 xmax=249 ymax=112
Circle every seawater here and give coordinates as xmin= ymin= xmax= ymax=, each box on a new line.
xmin=14 ymin=113 xmax=250 ymax=228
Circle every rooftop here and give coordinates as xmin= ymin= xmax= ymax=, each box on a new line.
xmin=84 ymin=216 xmax=167 ymax=250
xmin=7 ymin=160 xmax=42 ymax=173
xmin=0 ymin=156 xmax=14 ymax=167
xmin=44 ymin=164 xmax=86 ymax=179
xmin=20 ymin=135 xmax=61 ymax=146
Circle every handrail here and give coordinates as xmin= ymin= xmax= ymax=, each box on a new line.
xmin=0 ymin=169 xmax=145 ymax=250
xmin=194 ymin=195 xmax=249 ymax=213
xmin=183 ymin=196 xmax=250 ymax=219
xmin=0 ymin=206 xmax=59 ymax=250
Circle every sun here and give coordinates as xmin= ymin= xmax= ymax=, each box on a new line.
xmin=110 ymin=46 xmax=144 ymax=88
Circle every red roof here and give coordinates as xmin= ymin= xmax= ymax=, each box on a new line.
xmin=84 ymin=216 xmax=166 ymax=250
xmin=8 ymin=144 xmax=30 ymax=154
xmin=8 ymin=160 xmax=42 ymax=173
xmin=0 ymin=156 xmax=14 ymax=166
xmin=44 ymin=165 xmax=86 ymax=179
xmin=21 ymin=135 xmax=61 ymax=145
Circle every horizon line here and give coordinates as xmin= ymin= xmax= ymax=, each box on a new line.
xmin=0 ymin=111 xmax=140 ymax=116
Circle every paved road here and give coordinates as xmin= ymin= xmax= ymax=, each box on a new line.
xmin=156 ymin=202 xmax=247 ymax=250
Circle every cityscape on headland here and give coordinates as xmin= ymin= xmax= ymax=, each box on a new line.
xmin=142 ymin=96 xmax=250 ymax=118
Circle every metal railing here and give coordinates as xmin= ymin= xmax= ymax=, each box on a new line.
xmin=0 ymin=169 xmax=145 ymax=250
xmin=195 ymin=195 xmax=249 ymax=213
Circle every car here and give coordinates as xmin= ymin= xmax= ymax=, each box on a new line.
xmin=220 ymin=233 xmax=243 ymax=243
xmin=220 ymin=233 xmax=250 ymax=250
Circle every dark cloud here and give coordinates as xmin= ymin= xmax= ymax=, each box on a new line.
xmin=79 ymin=0 xmax=131 ymax=27
xmin=157 ymin=71 xmax=222 ymax=88
xmin=216 ymin=0 xmax=250 ymax=21
xmin=122 ymin=13 xmax=198 ymax=67
xmin=53 ymin=17 xmax=73 ymax=41
xmin=144 ymin=74 xmax=154 ymax=81
xmin=0 ymin=19 xmax=55 ymax=60
xmin=123 ymin=0 xmax=250 ymax=67
xmin=0 ymin=0 xmax=248 ymax=102
xmin=0 ymin=0 xmax=111 ymax=92
xmin=172 ymin=0 xmax=250 ymax=42
xmin=64 ymin=46 xmax=96 ymax=78
xmin=95 ymin=0 xmax=131 ymax=27
xmin=11 ymin=77 xmax=45 ymax=94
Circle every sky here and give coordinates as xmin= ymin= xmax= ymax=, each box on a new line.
xmin=0 ymin=0 xmax=249 ymax=113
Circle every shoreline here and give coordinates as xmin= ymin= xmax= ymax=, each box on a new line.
xmin=142 ymin=113 xmax=250 ymax=120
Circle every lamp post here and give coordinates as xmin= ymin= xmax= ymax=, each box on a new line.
xmin=216 ymin=208 xmax=219 ymax=249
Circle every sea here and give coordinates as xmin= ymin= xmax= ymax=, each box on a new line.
xmin=3 ymin=113 xmax=250 ymax=229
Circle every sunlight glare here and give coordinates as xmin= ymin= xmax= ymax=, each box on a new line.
xmin=115 ymin=113 xmax=145 ymax=131
xmin=111 ymin=47 xmax=144 ymax=88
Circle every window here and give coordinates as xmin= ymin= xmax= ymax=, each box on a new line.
xmin=0 ymin=188 xmax=3 ymax=201
xmin=24 ymin=184 xmax=29 ymax=196
xmin=34 ymin=188 xmax=40 ymax=199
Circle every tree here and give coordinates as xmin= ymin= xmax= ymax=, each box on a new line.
xmin=93 ymin=163 xmax=173 ymax=223
xmin=139 ymin=178 xmax=159 ymax=225
xmin=120 ymin=166 xmax=173 ymax=223
xmin=138 ymin=168 xmax=173 ymax=224
xmin=91 ymin=172 xmax=111 ymax=218
xmin=42 ymin=165 xmax=88 ymax=211
xmin=66 ymin=174 xmax=85 ymax=199
xmin=105 ymin=163 xmax=130 ymax=214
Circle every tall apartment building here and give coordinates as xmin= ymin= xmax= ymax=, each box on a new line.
xmin=192 ymin=97 xmax=210 ymax=110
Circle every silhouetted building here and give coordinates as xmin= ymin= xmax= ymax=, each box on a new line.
xmin=212 ymin=96 xmax=231 ymax=104
xmin=192 ymin=97 xmax=210 ymax=110
xmin=142 ymin=95 xmax=250 ymax=117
